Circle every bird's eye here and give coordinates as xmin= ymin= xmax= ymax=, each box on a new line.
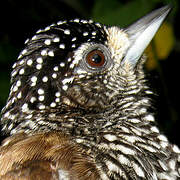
xmin=86 ymin=50 xmax=105 ymax=68
xmin=74 ymin=43 xmax=112 ymax=73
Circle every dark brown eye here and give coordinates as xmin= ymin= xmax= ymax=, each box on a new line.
xmin=86 ymin=50 xmax=105 ymax=67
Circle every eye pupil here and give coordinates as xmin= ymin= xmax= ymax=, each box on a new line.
xmin=91 ymin=54 xmax=102 ymax=64
xmin=86 ymin=50 xmax=105 ymax=68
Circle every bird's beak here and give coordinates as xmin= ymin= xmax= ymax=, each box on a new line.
xmin=123 ymin=5 xmax=171 ymax=67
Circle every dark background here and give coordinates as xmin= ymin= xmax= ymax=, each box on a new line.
xmin=0 ymin=0 xmax=180 ymax=146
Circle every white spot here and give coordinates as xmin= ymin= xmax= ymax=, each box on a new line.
xmin=27 ymin=59 xmax=33 ymax=66
xmin=44 ymin=26 xmax=50 ymax=31
xmin=11 ymin=97 xmax=16 ymax=104
xmin=78 ymin=74 xmax=85 ymax=79
xmin=12 ymin=63 xmax=17 ymax=68
xmin=57 ymin=20 xmax=66 ymax=25
xmin=58 ymin=170 xmax=69 ymax=180
xmin=64 ymin=29 xmax=70 ymax=35
xmin=121 ymin=126 xmax=130 ymax=133
xmin=60 ymin=62 xmax=65 ymax=67
xmin=17 ymin=54 xmax=22 ymax=59
xmin=106 ymin=161 xmax=119 ymax=173
xmin=17 ymin=92 xmax=22 ymax=99
xmin=59 ymin=44 xmax=65 ymax=49
xmin=151 ymin=126 xmax=159 ymax=133
xmin=116 ymin=144 xmax=136 ymax=155
xmin=55 ymin=92 xmax=61 ymax=97
xmin=21 ymin=49 xmax=27 ymax=55
xmin=25 ymin=114 xmax=33 ymax=119
xmin=95 ymin=23 xmax=101 ymax=27
xmin=31 ymin=82 xmax=36 ymax=87
xmin=123 ymin=135 xmax=138 ymax=143
xmin=38 ymin=95 xmax=44 ymax=101
xmin=53 ymin=66 xmax=59 ymax=71
xmin=16 ymin=80 xmax=21 ymax=87
xmin=36 ymin=29 xmax=42 ymax=34
xmin=32 ymin=35 xmax=37 ymax=40
xmin=72 ymin=44 xmax=76 ymax=48
xmin=76 ymin=138 xmax=83 ymax=143
xmin=42 ymin=76 xmax=48 ymax=82
xmin=53 ymin=37 xmax=60 ymax=42
xmin=169 ymin=160 xmax=176 ymax=170
xmin=103 ymin=79 xmax=107 ymax=84
xmin=76 ymin=68 xmax=87 ymax=74
xmin=19 ymin=60 xmax=24 ymax=65
xmin=39 ymin=104 xmax=45 ymax=110
xmin=133 ymin=163 xmax=145 ymax=177
xmin=129 ymin=118 xmax=140 ymax=123
xmin=141 ymin=98 xmax=149 ymax=104
xmin=92 ymin=31 xmax=97 ymax=35
xmin=52 ymin=73 xmax=57 ymax=79
xmin=19 ymin=68 xmax=25 ymax=75
xmin=22 ymin=103 xmax=29 ymax=112
xmin=72 ymin=37 xmax=77 ymax=41
xmin=31 ymin=76 xmax=37 ymax=82
xmin=145 ymin=90 xmax=153 ymax=94
xmin=4 ymin=111 xmax=10 ymax=118
xmin=25 ymin=38 xmax=29 ymax=44
xmin=41 ymin=49 xmax=47 ymax=56
xmin=158 ymin=173 xmax=172 ymax=179
xmin=69 ymin=63 xmax=74 ymax=69
xmin=118 ymin=154 xmax=130 ymax=165
xmin=138 ymin=144 xmax=157 ymax=153
xmin=36 ymin=57 xmax=43 ymax=64
xmin=44 ymin=39 xmax=51 ymax=45
xmin=30 ymin=97 xmax=36 ymax=103
xmin=89 ymin=19 xmax=93 ymax=23
xmin=104 ymin=134 xmax=117 ymax=142
xmin=36 ymin=64 xmax=42 ymax=70
xmin=13 ymin=86 xmax=18 ymax=92
xmin=9 ymin=114 xmax=16 ymax=120
xmin=81 ymin=20 xmax=88 ymax=24
xmin=48 ymin=51 xmax=54 ymax=57
xmin=160 ymin=141 xmax=168 ymax=148
xmin=62 ymin=77 xmax=74 ymax=85
xmin=158 ymin=160 xmax=168 ymax=171
xmin=83 ymin=32 xmax=88 ymax=36
xmin=73 ymin=19 xmax=80 ymax=23
xmin=11 ymin=70 xmax=18 ymax=77
xmin=158 ymin=135 xmax=168 ymax=142
xmin=38 ymin=88 xmax=44 ymax=95
xmin=50 ymin=102 xmax=56 ymax=107
xmin=173 ymin=145 xmax=180 ymax=154
xmin=67 ymin=57 xmax=72 ymax=62
xmin=139 ymin=108 xmax=147 ymax=114
xmin=144 ymin=114 xmax=154 ymax=122
xmin=55 ymin=98 xmax=60 ymax=102
xmin=148 ymin=140 xmax=161 ymax=149
xmin=62 ymin=85 xmax=68 ymax=91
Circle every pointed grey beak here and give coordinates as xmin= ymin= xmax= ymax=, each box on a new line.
xmin=123 ymin=5 xmax=172 ymax=67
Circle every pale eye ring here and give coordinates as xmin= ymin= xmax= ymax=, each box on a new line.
xmin=81 ymin=43 xmax=112 ymax=72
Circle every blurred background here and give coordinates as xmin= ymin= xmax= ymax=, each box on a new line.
xmin=0 ymin=0 xmax=179 ymax=146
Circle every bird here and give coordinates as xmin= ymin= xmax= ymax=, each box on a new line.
xmin=0 ymin=4 xmax=180 ymax=180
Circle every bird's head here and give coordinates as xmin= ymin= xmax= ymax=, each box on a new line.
xmin=1 ymin=6 xmax=171 ymax=135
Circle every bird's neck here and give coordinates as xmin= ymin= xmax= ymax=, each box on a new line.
xmin=6 ymin=89 xmax=154 ymax=139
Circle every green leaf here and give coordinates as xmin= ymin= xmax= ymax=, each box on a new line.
xmin=92 ymin=0 xmax=157 ymax=27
